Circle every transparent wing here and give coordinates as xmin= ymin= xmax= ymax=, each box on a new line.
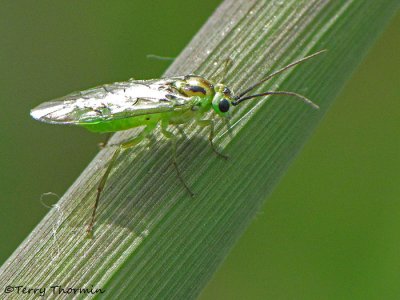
xmin=30 ymin=77 xmax=191 ymax=124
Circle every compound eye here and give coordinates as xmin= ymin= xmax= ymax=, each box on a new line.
xmin=218 ymin=99 xmax=230 ymax=113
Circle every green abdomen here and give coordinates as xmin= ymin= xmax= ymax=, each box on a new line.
xmin=80 ymin=108 xmax=202 ymax=133
xmin=80 ymin=113 xmax=166 ymax=133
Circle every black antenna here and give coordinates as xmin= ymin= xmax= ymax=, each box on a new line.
xmin=233 ymin=91 xmax=319 ymax=109
xmin=234 ymin=49 xmax=327 ymax=102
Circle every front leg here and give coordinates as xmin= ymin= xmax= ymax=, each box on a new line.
xmin=196 ymin=119 xmax=228 ymax=160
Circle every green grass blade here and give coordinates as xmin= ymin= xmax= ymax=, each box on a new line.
xmin=0 ymin=1 xmax=398 ymax=299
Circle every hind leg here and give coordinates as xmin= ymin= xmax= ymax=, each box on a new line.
xmin=87 ymin=123 xmax=157 ymax=236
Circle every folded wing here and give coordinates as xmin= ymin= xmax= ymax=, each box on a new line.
xmin=30 ymin=78 xmax=190 ymax=125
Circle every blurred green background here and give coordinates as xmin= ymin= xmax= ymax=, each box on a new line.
xmin=1 ymin=2 xmax=398 ymax=299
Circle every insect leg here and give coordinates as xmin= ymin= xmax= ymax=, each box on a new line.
xmin=87 ymin=123 xmax=157 ymax=235
xmin=176 ymin=124 xmax=188 ymax=139
xmin=197 ymin=119 xmax=228 ymax=160
xmin=211 ymin=58 xmax=233 ymax=83
xmin=87 ymin=146 xmax=121 ymax=236
xmin=98 ymin=132 xmax=112 ymax=149
xmin=161 ymin=120 xmax=194 ymax=197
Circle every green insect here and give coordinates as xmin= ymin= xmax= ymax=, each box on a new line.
xmin=31 ymin=50 xmax=325 ymax=234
